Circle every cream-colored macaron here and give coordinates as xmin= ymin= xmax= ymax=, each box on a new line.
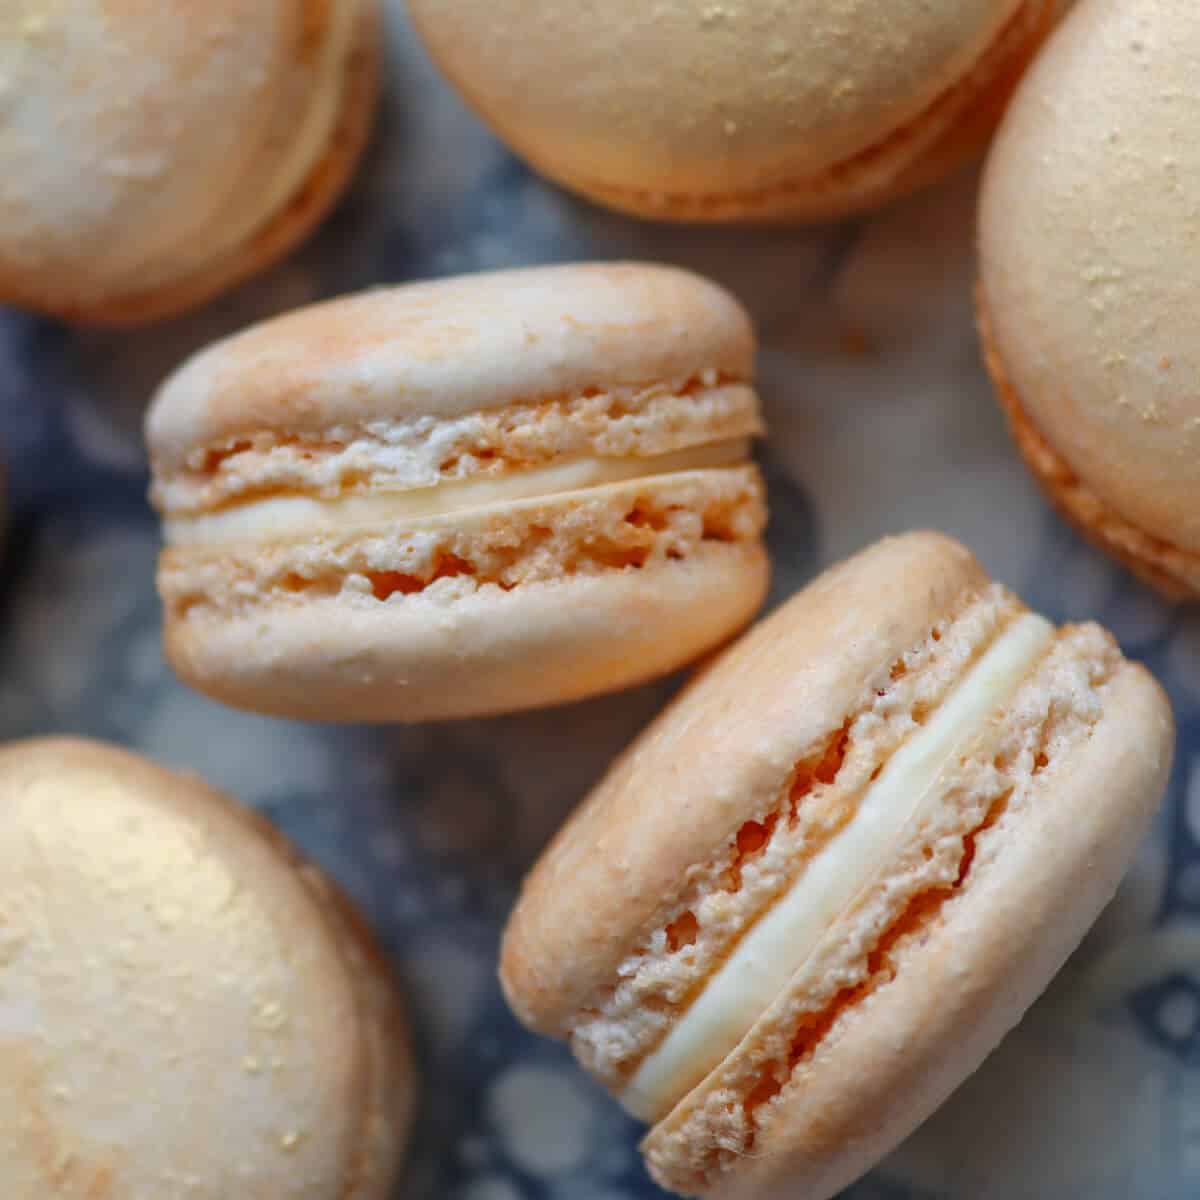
xmin=979 ymin=0 xmax=1200 ymax=598
xmin=407 ymin=0 xmax=1060 ymax=223
xmin=0 ymin=1 xmax=379 ymax=325
xmin=0 ymin=737 xmax=414 ymax=1199
xmin=501 ymin=532 xmax=1173 ymax=1200
xmin=146 ymin=263 xmax=769 ymax=722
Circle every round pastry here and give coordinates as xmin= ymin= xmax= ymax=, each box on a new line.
xmin=501 ymin=532 xmax=1174 ymax=1200
xmin=0 ymin=737 xmax=414 ymax=1199
xmin=407 ymin=0 xmax=1060 ymax=223
xmin=978 ymin=0 xmax=1200 ymax=598
xmin=146 ymin=263 xmax=769 ymax=722
xmin=0 ymin=0 xmax=380 ymax=325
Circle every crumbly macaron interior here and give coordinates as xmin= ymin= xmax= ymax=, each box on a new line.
xmin=644 ymin=619 xmax=1124 ymax=1193
xmin=152 ymin=372 xmax=760 ymax=515
xmin=563 ymin=590 xmax=1125 ymax=1147
xmin=154 ymin=372 xmax=765 ymax=618
xmin=623 ymin=611 xmax=1054 ymax=1122
xmin=163 ymin=440 xmax=750 ymax=546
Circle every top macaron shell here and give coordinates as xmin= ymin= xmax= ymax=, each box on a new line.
xmin=147 ymin=263 xmax=768 ymax=721
xmin=0 ymin=738 xmax=412 ymax=1199
xmin=0 ymin=0 xmax=374 ymax=321
xmin=979 ymin=0 xmax=1200 ymax=578
xmin=408 ymin=0 xmax=1041 ymax=219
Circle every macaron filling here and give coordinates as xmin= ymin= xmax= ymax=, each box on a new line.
xmin=162 ymin=440 xmax=752 ymax=546
xmin=622 ymin=612 xmax=1055 ymax=1123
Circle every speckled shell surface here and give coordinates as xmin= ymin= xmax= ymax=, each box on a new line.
xmin=980 ymin=0 xmax=1200 ymax=561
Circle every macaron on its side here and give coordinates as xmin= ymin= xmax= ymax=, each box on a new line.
xmin=978 ymin=0 xmax=1200 ymax=598
xmin=0 ymin=1 xmax=380 ymax=326
xmin=146 ymin=264 xmax=769 ymax=721
xmin=0 ymin=737 xmax=414 ymax=1199
xmin=500 ymin=532 xmax=1174 ymax=1199
xmin=408 ymin=0 xmax=1057 ymax=224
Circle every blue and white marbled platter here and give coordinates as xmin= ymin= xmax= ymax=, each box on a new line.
xmin=0 ymin=8 xmax=1197 ymax=1198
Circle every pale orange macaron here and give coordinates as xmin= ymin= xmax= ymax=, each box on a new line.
xmin=501 ymin=532 xmax=1174 ymax=1200
xmin=0 ymin=738 xmax=414 ymax=1199
xmin=979 ymin=0 xmax=1200 ymax=599
xmin=0 ymin=1 xmax=380 ymax=325
xmin=408 ymin=0 xmax=1061 ymax=223
xmin=146 ymin=263 xmax=769 ymax=722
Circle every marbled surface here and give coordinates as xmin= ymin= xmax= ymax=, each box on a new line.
xmin=0 ymin=6 xmax=1197 ymax=1198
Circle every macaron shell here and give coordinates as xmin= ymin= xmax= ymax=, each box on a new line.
xmin=979 ymin=294 xmax=1200 ymax=599
xmin=145 ymin=263 xmax=756 ymax=469
xmin=163 ymin=535 xmax=769 ymax=722
xmin=408 ymin=0 xmax=1025 ymax=209
xmin=544 ymin=0 xmax=1061 ymax=223
xmin=501 ymin=532 xmax=988 ymax=1034
xmin=0 ymin=738 xmax=412 ymax=1198
xmin=979 ymin=0 xmax=1200 ymax=558
xmin=643 ymin=662 xmax=1174 ymax=1199
xmin=65 ymin=4 xmax=380 ymax=327
xmin=0 ymin=0 xmax=379 ymax=324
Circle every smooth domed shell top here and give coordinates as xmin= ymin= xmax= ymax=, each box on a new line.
xmin=0 ymin=739 xmax=382 ymax=1198
xmin=407 ymin=0 xmax=1025 ymax=195
xmin=980 ymin=0 xmax=1200 ymax=555
xmin=145 ymin=263 xmax=756 ymax=472
xmin=0 ymin=0 xmax=350 ymax=302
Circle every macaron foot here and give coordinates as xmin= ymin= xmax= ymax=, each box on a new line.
xmin=979 ymin=292 xmax=1200 ymax=601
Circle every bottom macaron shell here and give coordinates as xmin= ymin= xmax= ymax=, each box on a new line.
xmin=978 ymin=294 xmax=1200 ymax=599
xmin=164 ymin=545 xmax=768 ymax=721
xmin=41 ymin=5 xmax=380 ymax=327
xmin=548 ymin=0 xmax=1059 ymax=224
xmin=641 ymin=663 xmax=1172 ymax=1200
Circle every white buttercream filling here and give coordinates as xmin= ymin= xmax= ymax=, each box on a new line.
xmin=621 ymin=612 xmax=1055 ymax=1123
xmin=165 ymin=440 xmax=751 ymax=546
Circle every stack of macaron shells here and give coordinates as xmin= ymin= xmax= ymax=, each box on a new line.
xmin=978 ymin=0 xmax=1200 ymax=598
xmin=146 ymin=263 xmax=768 ymax=721
xmin=0 ymin=0 xmax=380 ymax=324
xmin=0 ymin=738 xmax=414 ymax=1199
xmin=407 ymin=0 xmax=1062 ymax=222
xmin=501 ymin=533 xmax=1174 ymax=1198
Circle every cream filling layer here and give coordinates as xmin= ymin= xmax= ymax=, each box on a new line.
xmin=621 ymin=612 xmax=1055 ymax=1123
xmin=164 ymin=440 xmax=752 ymax=546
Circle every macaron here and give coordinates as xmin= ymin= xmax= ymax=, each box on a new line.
xmin=146 ymin=263 xmax=769 ymax=722
xmin=0 ymin=737 xmax=414 ymax=1199
xmin=978 ymin=0 xmax=1200 ymax=598
xmin=407 ymin=0 xmax=1060 ymax=223
xmin=0 ymin=1 xmax=380 ymax=325
xmin=501 ymin=532 xmax=1173 ymax=1199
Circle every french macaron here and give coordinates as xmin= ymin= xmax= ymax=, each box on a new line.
xmin=0 ymin=1 xmax=379 ymax=326
xmin=501 ymin=532 xmax=1174 ymax=1199
xmin=146 ymin=263 xmax=769 ymax=722
xmin=0 ymin=737 xmax=414 ymax=1199
xmin=978 ymin=0 xmax=1200 ymax=599
xmin=407 ymin=0 xmax=1061 ymax=224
